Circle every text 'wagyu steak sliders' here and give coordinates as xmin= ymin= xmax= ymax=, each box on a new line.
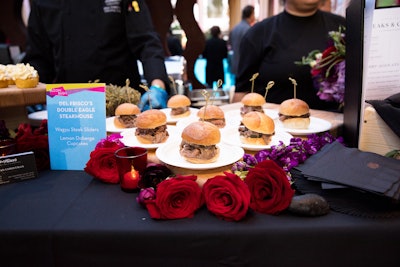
xmin=278 ymin=98 xmax=310 ymax=129
xmin=239 ymin=111 xmax=275 ymax=145
xmin=240 ymin=92 xmax=266 ymax=116
xmin=180 ymin=121 xmax=221 ymax=164
xmin=167 ymin=94 xmax=192 ymax=118
xmin=135 ymin=109 xmax=169 ymax=144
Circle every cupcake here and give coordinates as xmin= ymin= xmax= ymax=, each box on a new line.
xmin=5 ymin=64 xmax=16 ymax=85
xmin=13 ymin=63 xmax=39 ymax=88
xmin=0 ymin=64 xmax=11 ymax=88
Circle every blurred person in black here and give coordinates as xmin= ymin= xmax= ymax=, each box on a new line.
xmin=24 ymin=0 xmax=170 ymax=111
xmin=233 ymin=0 xmax=345 ymax=111
xmin=228 ymin=5 xmax=256 ymax=77
xmin=202 ymin=25 xmax=228 ymax=88
xmin=167 ymin=28 xmax=183 ymax=56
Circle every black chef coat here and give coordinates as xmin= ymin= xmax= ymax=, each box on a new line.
xmin=235 ymin=10 xmax=345 ymax=110
xmin=24 ymin=0 xmax=169 ymax=92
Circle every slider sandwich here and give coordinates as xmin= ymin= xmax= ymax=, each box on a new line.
xmin=240 ymin=92 xmax=266 ymax=116
xmin=135 ymin=109 xmax=169 ymax=144
xmin=197 ymin=105 xmax=226 ymax=128
xmin=167 ymin=94 xmax=192 ymax=118
xmin=179 ymin=121 xmax=221 ymax=164
xmin=239 ymin=111 xmax=275 ymax=145
xmin=113 ymin=103 xmax=140 ymax=128
xmin=278 ymin=98 xmax=310 ymax=129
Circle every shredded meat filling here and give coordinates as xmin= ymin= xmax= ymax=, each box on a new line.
xmin=204 ymin=118 xmax=226 ymax=128
xmin=278 ymin=113 xmax=310 ymax=121
xmin=171 ymin=106 xmax=189 ymax=116
xmin=240 ymin=105 xmax=264 ymax=116
xmin=116 ymin=115 xmax=137 ymax=128
xmin=135 ymin=125 xmax=169 ymax=143
xmin=238 ymin=125 xmax=274 ymax=144
xmin=179 ymin=140 xmax=218 ymax=160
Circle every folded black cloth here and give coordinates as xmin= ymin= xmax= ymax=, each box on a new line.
xmin=294 ymin=141 xmax=400 ymax=200
xmin=366 ymin=92 xmax=400 ymax=138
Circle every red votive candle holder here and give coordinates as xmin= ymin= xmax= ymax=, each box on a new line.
xmin=0 ymin=139 xmax=16 ymax=157
xmin=115 ymin=146 xmax=148 ymax=192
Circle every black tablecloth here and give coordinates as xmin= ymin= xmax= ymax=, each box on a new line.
xmin=1 ymin=171 xmax=400 ymax=267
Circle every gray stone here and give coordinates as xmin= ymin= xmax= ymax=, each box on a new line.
xmin=288 ymin=194 xmax=330 ymax=217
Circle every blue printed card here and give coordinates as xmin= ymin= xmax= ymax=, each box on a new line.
xmin=46 ymin=83 xmax=106 ymax=170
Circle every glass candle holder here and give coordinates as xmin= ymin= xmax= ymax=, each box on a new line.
xmin=115 ymin=146 xmax=148 ymax=192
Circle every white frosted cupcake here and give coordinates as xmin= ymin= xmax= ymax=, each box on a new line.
xmin=0 ymin=64 xmax=11 ymax=88
xmin=5 ymin=64 xmax=16 ymax=85
xmin=13 ymin=63 xmax=39 ymax=88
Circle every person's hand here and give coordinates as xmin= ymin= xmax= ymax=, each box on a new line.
xmin=139 ymin=85 xmax=168 ymax=111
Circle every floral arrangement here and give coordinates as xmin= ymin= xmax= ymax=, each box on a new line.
xmin=232 ymin=132 xmax=341 ymax=183
xmin=84 ymin=132 xmax=341 ymax=221
xmin=296 ymin=26 xmax=346 ymax=106
xmin=136 ymin=161 xmax=292 ymax=221
xmin=0 ymin=119 xmax=50 ymax=171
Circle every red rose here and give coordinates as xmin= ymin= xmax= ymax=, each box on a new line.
xmin=144 ymin=175 xmax=203 ymax=220
xmin=321 ymin=46 xmax=337 ymax=60
xmin=17 ymin=135 xmax=49 ymax=171
xmin=15 ymin=123 xmax=50 ymax=171
xmin=203 ymin=172 xmax=250 ymax=221
xmin=84 ymin=147 xmax=120 ymax=183
xmin=245 ymin=160 xmax=294 ymax=215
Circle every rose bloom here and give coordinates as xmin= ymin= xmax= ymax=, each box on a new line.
xmin=84 ymin=146 xmax=120 ymax=183
xmin=245 ymin=160 xmax=294 ymax=215
xmin=138 ymin=163 xmax=172 ymax=189
xmin=15 ymin=122 xmax=50 ymax=171
xmin=136 ymin=187 xmax=156 ymax=206
xmin=203 ymin=172 xmax=250 ymax=221
xmin=144 ymin=175 xmax=203 ymax=220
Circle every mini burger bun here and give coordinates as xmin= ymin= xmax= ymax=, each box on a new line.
xmin=181 ymin=121 xmax=221 ymax=146
xmin=197 ymin=105 xmax=225 ymax=120
xmin=241 ymin=92 xmax=266 ymax=107
xmin=240 ymin=136 xmax=271 ymax=146
xmin=115 ymin=103 xmax=140 ymax=116
xmin=281 ymin=117 xmax=310 ymax=129
xmin=279 ymin=98 xmax=310 ymax=129
xmin=167 ymin=94 xmax=191 ymax=118
xmin=242 ymin=111 xmax=275 ymax=135
xmin=279 ymin=98 xmax=310 ymax=116
xmin=135 ymin=109 xmax=167 ymax=129
xmin=167 ymin=94 xmax=191 ymax=108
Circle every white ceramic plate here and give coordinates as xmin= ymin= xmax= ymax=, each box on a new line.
xmin=160 ymin=107 xmax=199 ymax=123
xmin=120 ymin=126 xmax=180 ymax=149
xmin=156 ymin=142 xmax=244 ymax=170
xmin=28 ymin=110 xmax=48 ymax=120
xmin=221 ymin=127 xmax=293 ymax=151
xmin=275 ymin=116 xmax=332 ymax=135
xmin=106 ymin=116 xmax=138 ymax=133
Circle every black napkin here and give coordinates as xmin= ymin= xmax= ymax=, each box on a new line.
xmin=366 ymin=92 xmax=400 ymax=138
xmin=294 ymin=141 xmax=400 ymax=200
